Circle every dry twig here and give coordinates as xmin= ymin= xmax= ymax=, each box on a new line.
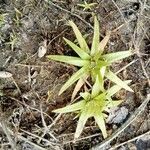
xmin=0 ymin=121 xmax=17 ymax=150
xmin=110 ymin=130 xmax=150 ymax=150
xmin=44 ymin=0 xmax=93 ymax=29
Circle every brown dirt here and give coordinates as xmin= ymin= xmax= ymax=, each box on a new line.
xmin=0 ymin=0 xmax=150 ymax=150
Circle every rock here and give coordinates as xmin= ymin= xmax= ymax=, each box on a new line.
xmin=0 ymin=71 xmax=12 ymax=78
xmin=107 ymin=107 xmax=129 ymax=124
xmin=38 ymin=40 xmax=47 ymax=58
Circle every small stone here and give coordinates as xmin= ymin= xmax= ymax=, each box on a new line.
xmin=0 ymin=71 xmax=12 ymax=78
xmin=38 ymin=40 xmax=47 ymax=58
xmin=107 ymin=107 xmax=129 ymax=124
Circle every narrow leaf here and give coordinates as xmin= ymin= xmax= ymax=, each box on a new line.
xmin=95 ymin=93 xmax=106 ymax=101
xmin=91 ymin=65 xmax=107 ymax=92
xmin=47 ymin=55 xmax=88 ymax=67
xmin=53 ymin=100 xmax=85 ymax=113
xmin=69 ymin=21 xmax=90 ymax=52
xmin=105 ymin=71 xmax=133 ymax=92
xmin=107 ymin=80 xmax=132 ymax=98
xmin=105 ymin=98 xmax=123 ymax=108
xmin=59 ymin=67 xmax=88 ymax=95
xmin=94 ymin=114 xmax=107 ymax=138
xmin=80 ymin=92 xmax=91 ymax=100
xmin=98 ymin=31 xmax=111 ymax=55
xmin=100 ymin=66 xmax=106 ymax=78
xmin=64 ymin=38 xmax=90 ymax=59
xmin=74 ymin=111 xmax=90 ymax=139
xmin=102 ymin=50 xmax=133 ymax=63
xmin=111 ymin=100 xmax=123 ymax=107
xmin=98 ymin=66 xmax=106 ymax=92
xmin=77 ymin=4 xmax=86 ymax=7
xmin=91 ymin=16 xmax=99 ymax=56
xmin=92 ymin=75 xmax=101 ymax=98
xmin=97 ymin=73 xmax=105 ymax=92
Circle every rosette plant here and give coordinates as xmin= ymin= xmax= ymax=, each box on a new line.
xmin=53 ymin=76 xmax=132 ymax=139
xmin=47 ymin=16 xmax=133 ymax=97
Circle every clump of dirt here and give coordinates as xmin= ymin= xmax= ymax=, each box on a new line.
xmin=0 ymin=0 xmax=150 ymax=150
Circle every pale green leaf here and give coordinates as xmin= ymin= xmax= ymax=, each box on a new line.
xmin=59 ymin=67 xmax=88 ymax=95
xmin=94 ymin=114 xmax=107 ymax=138
xmin=95 ymin=92 xmax=106 ymax=101
xmin=105 ymin=99 xmax=123 ymax=110
xmin=53 ymin=100 xmax=85 ymax=113
xmin=47 ymin=55 xmax=88 ymax=67
xmin=110 ymin=100 xmax=123 ymax=107
xmin=80 ymin=91 xmax=91 ymax=99
xmin=91 ymin=65 xmax=107 ymax=92
xmin=100 ymin=66 xmax=106 ymax=78
xmin=64 ymin=38 xmax=90 ymax=59
xmin=69 ymin=21 xmax=90 ymax=53
xmin=88 ymin=3 xmax=97 ymax=7
xmin=102 ymin=50 xmax=133 ymax=63
xmin=91 ymin=61 xmax=108 ymax=80
xmin=91 ymin=75 xmax=101 ymax=98
xmin=95 ymin=60 xmax=109 ymax=70
xmin=97 ymin=74 xmax=105 ymax=92
xmin=77 ymin=4 xmax=86 ymax=7
xmin=91 ymin=16 xmax=99 ymax=56
xmin=98 ymin=66 xmax=106 ymax=92
xmin=105 ymin=71 xmax=133 ymax=92
xmin=107 ymin=80 xmax=132 ymax=98
xmin=74 ymin=111 xmax=90 ymax=139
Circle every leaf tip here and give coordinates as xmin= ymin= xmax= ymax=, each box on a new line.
xmin=58 ymin=90 xmax=63 ymax=95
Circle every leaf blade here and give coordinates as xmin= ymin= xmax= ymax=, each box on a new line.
xmin=92 ymin=75 xmax=101 ymax=98
xmin=91 ymin=16 xmax=99 ymax=56
xmin=53 ymin=100 xmax=85 ymax=113
xmin=80 ymin=92 xmax=91 ymax=100
xmin=64 ymin=38 xmax=90 ymax=59
xmin=105 ymin=71 xmax=133 ymax=92
xmin=74 ymin=111 xmax=90 ymax=139
xmin=94 ymin=114 xmax=107 ymax=138
xmin=102 ymin=50 xmax=133 ymax=63
xmin=47 ymin=55 xmax=88 ymax=67
xmin=107 ymin=80 xmax=132 ymax=98
xmin=69 ymin=21 xmax=90 ymax=52
xmin=59 ymin=67 xmax=88 ymax=95
xmin=107 ymin=99 xmax=123 ymax=108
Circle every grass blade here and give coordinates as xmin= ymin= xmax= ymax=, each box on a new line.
xmin=98 ymin=66 xmax=106 ymax=92
xmin=109 ymin=100 xmax=123 ymax=107
xmin=75 ymin=111 xmax=90 ymax=139
xmin=91 ymin=16 xmax=99 ymax=56
xmin=64 ymin=38 xmax=90 ymax=59
xmin=95 ymin=93 xmax=106 ymax=102
xmin=94 ymin=114 xmax=107 ymax=138
xmin=105 ymin=71 xmax=133 ymax=92
xmin=80 ymin=92 xmax=91 ymax=99
xmin=47 ymin=55 xmax=88 ymax=67
xmin=92 ymin=75 xmax=101 ymax=98
xmin=102 ymin=50 xmax=133 ymax=63
xmin=59 ymin=67 xmax=88 ymax=95
xmin=53 ymin=100 xmax=85 ymax=113
xmin=69 ymin=21 xmax=90 ymax=53
xmin=107 ymin=80 xmax=132 ymax=98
